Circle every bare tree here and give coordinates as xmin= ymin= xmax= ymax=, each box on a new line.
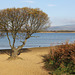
xmin=0 ymin=7 xmax=50 ymax=58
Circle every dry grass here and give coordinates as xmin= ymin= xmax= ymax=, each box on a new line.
xmin=43 ymin=42 xmax=75 ymax=74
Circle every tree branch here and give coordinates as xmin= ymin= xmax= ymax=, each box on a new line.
xmin=6 ymin=32 xmax=12 ymax=48
xmin=17 ymin=39 xmax=27 ymax=51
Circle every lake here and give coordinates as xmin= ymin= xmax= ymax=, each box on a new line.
xmin=0 ymin=33 xmax=75 ymax=49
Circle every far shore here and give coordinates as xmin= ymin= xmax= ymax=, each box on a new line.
xmin=1 ymin=31 xmax=75 ymax=33
xmin=38 ymin=31 xmax=75 ymax=33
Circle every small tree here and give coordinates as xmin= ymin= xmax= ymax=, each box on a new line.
xmin=0 ymin=7 xmax=50 ymax=58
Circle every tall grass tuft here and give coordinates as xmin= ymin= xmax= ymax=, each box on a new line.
xmin=43 ymin=42 xmax=75 ymax=75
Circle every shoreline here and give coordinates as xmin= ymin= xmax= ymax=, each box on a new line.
xmin=1 ymin=31 xmax=75 ymax=33
xmin=38 ymin=31 xmax=75 ymax=33
xmin=0 ymin=46 xmax=50 ymax=50
xmin=0 ymin=47 xmax=50 ymax=55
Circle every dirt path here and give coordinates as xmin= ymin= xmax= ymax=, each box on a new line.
xmin=0 ymin=47 xmax=50 ymax=75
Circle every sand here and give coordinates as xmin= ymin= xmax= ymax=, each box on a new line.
xmin=0 ymin=47 xmax=50 ymax=75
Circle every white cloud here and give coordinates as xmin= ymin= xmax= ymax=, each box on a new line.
xmin=48 ymin=4 xmax=56 ymax=7
xmin=22 ymin=1 xmax=34 ymax=3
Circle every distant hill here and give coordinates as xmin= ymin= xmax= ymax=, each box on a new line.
xmin=48 ymin=25 xmax=75 ymax=31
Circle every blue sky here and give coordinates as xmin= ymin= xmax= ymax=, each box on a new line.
xmin=0 ymin=0 xmax=75 ymax=26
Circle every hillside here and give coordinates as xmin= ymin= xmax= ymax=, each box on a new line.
xmin=48 ymin=25 xmax=75 ymax=31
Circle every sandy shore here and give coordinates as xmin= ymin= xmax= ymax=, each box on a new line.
xmin=0 ymin=47 xmax=50 ymax=75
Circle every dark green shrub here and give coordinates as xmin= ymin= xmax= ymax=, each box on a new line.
xmin=43 ymin=43 xmax=75 ymax=75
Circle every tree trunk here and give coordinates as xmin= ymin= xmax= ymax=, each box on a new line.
xmin=11 ymin=48 xmax=19 ymax=58
xmin=9 ymin=39 xmax=27 ymax=58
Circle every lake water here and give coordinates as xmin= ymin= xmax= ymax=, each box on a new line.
xmin=0 ymin=33 xmax=75 ymax=49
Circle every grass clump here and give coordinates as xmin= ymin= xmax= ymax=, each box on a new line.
xmin=43 ymin=42 xmax=75 ymax=75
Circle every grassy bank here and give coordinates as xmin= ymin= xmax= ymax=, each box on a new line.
xmin=43 ymin=42 xmax=75 ymax=75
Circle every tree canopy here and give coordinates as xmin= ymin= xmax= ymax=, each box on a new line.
xmin=0 ymin=7 xmax=50 ymax=58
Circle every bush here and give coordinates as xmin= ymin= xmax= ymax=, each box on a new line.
xmin=43 ymin=42 xmax=75 ymax=75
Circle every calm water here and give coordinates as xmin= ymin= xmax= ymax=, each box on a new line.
xmin=0 ymin=33 xmax=75 ymax=49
